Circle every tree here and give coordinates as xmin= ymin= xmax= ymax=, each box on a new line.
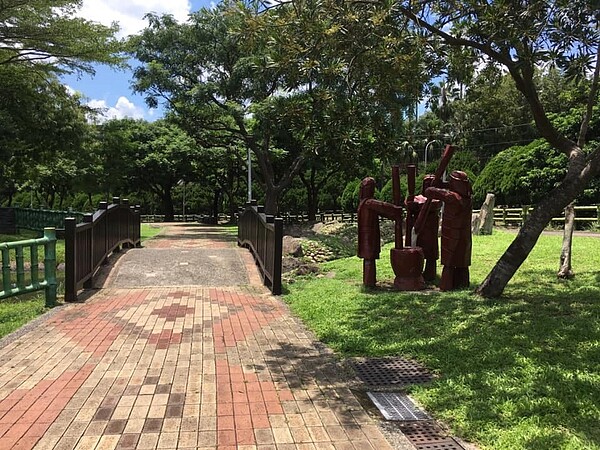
xmin=0 ymin=65 xmax=93 ymax=205
xmin=393 ymin=0 xmax=600 ymax=297
xmin=131 ymin=0 xmax=434 ymax=215
xmin=0 ymin=0 xmax=123 ymax=206
xmin=98 ymin=119 xmax=200 ymax=221
xmin=0 ymin=0 xmax=123 ymax=75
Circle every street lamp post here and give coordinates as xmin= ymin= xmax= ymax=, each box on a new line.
xmin=247 ymin=147 xmax=252 ymax=202
xmin=182 ymin=181 xmax=186 ymax=221
xmin=424 ymin=140 xmax=439 ymax=168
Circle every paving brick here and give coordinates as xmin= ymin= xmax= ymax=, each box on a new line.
xmin=0 ymin=225 xmax=396 ymax=450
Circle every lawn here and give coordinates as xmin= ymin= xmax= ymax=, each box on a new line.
xmin=0 ymin=224 xmax=163 ymax=340
xmin=284 ymin=230 xmax=600 ymax=450
xmin=140 ymin=223 xmax=163 ymax=241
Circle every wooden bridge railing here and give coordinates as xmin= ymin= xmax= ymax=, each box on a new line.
xmin=237 ymin=201 xmax=283 ymax=295
xmin=65 ymin=198 xmax=140 ymax=302
xmin=0 ymin=228 xmax=57 ymax=307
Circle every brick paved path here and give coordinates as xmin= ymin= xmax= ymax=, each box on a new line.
xmin=0 ymin=224 xmax=396 ymax=450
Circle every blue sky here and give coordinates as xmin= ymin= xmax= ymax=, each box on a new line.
xmin=61 ymin=0 xmax=214 ymax=122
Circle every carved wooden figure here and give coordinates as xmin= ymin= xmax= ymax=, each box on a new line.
xmin=357 ymin=177 xmax=403 ymax=287
xmin=406 ymin=174 xmax=441 ymax=282
xmin=423 ymin=170 xmax=473 ymax=291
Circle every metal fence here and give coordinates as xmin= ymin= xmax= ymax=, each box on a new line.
xmin=0 ymin=228 xmax=57 ymax=307
xmin=237 ymin=201 xmax=283 ymax=295
xmin=13 ymin=207 xmax=84 ymax=232
xmin=65 ymin=198 xmax=141 ymax=302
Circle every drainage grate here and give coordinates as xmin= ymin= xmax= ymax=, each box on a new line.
xmin=351 ymin=357 xmax=433 ymax=386
xmin=398 ymin=422 xmax=465 ymax=450
xmin=367 ymin=392 xmax=430 ymax=421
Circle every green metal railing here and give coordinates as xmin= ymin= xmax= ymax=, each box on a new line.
xmin=0 ymin=228 xmax=57 ymax=307
xmin=13 ymin=207 xmax=84 ymax=232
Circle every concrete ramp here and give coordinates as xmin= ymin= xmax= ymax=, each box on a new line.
xmin=111 ymin=247 xmax=249 ymax=287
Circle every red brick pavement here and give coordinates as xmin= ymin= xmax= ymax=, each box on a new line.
xmin=0 ymin=225 xmax=396 ymax=450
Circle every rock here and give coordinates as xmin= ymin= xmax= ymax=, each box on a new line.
xmin=473 ymin=193 xmax=495 ymax=235
xmin=282 ymin=236 xmax=303 ymax=257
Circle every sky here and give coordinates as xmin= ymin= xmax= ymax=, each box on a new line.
xmin=61 ymin=0 xmax=214 ymax=123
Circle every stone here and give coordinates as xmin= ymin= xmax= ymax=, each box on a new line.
xmin=282 ymin=236 xmax=303 ymax=257
xmin=472 ymin=193 xmax=495 ymax=235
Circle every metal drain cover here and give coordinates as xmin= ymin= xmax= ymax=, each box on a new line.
xmin=367 ymin=392 xmax=430 ymax=421
xmin=352 ymin=357 xmax=433 ymax=386
xmin=398 ymin=422 xmax=465 ymax=450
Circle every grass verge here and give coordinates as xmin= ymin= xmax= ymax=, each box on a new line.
xmin=284 ymin=230 xmax=600 ymax=450
xmin=141 ymin=223 xmax=163 ymax=241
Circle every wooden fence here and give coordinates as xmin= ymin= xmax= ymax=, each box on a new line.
xmin=0 ymin=228 xmax=57 ymax=307
xmin=237 ymin=201 xmax=283 ymax=295
xmin=472 ymin=205 xmax=600 ymax=227
xmin=140 ymin=214 xmax=231 ymax=223
xmin=64 ymin=198 xmax=140 ymax=302
xmin=281 ymin=205 xmax=600 ymax=228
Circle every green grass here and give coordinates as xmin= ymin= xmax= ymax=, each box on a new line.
xmin=0 ymin=231 xmax=65 ymax=265
xmin=141 ymin=223 xmax=164 ymax=241
xmin=284 ymin=230 xmax=600 ymax=450
xmin=0 ymin=297 xmax=46 ymax=338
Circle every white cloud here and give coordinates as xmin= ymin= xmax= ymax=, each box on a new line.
xmin=77 ymin=0 xmax=192 ymax=37
xmin=87 ymin=96 xmax=147 ymax=123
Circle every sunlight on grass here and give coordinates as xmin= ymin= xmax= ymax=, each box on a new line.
xmin=141 ymin=223 xmax=163 ymax=241
xmin=285 ymin=230 xmax=600 ymax=450
xmin=0 ymin=297 xmax=46 ymax=339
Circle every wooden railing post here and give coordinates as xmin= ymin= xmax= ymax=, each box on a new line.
xmin=272 ymin=218 xmax=283 ymax=295
xmin=64 ymin=217 xmax=77 ymax=302
xmin=83 ymin=214 xmax=94 ymax=289
xmin=43 ymin=228 xmax=57 ymax=307
xmin=135 ymin=205 xmax=141 ymax=246
xmin=521 ymin=206 xmax=529 ymax=225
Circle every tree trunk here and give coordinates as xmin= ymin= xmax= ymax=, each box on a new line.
xmin=557 ymin=203 xmax=575 ymax=279
xmin=476 ymin=154 xmax=598 ymax=297
xmin=162 ymin=191 xmax=175 ymax=222
xmin=264 ymin=184 xmax=285 ymax=216
xmin=212 ymin=188 xmax=221 ymax=220
xmin=307 ymin=191 xmax=318 ymax=222
xmin=300 ymin=167 xmax=335 ymax=222
xmin=227 ymin=193 xmax=237 ymax=224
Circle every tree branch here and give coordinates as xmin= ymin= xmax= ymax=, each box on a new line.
xmin=578 ymin=43 xmax=600 ymax=148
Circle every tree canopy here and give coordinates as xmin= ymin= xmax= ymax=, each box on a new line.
xmin=0 ymin=0 xmax=124 ymax=75
xmin=130 ymin=0 xmax=436 ymax=214
xmin=392 ymin=0 xmax=600 ymax=297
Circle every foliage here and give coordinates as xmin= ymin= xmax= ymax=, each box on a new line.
xmin=130 ymin=0 xmax=438 ymax=214
xmin=284 ymin=230 xmax=600 ymax=449
xmin=0 ymin=0 xmax=122 ymax=207
xmin=0 ymin=0 xmax=123 ymax=75
xmin=96 ymin=118 xmax=200 ymax=220
xmin=473 ymin=140 xmax=571 ymax=206
xmin=340 ymin=179 xmax=362 ymax=212
xmin=394 ymin=0 xmax=600 ymax=297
